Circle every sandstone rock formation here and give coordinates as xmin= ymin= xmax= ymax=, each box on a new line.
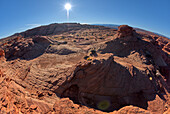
xmin=14 ymin=23 xmax=110 ymax=38
xmin=1 ymin=36 xmax=51 ymax=60
xmin=57 ymin=54 xmax=155 ymax=111
xmin=116 ymin=105 xmax=151 ymax=114
xmin=0 ymin=49 xmax=5 ymax=57
xmin=0 ymin=23 xmax=169 ymax=113
xmin=117 ymin=25 xmax=134 ymax=37
xmin=55 ymin=26 xmax=168 ymax=112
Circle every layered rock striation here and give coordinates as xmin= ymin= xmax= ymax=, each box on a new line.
xmin=0 ymin=23 xmax=169 ymax=113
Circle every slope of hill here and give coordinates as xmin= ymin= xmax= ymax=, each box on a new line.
xmin=0 ymin=23 xmax=169 ymax=113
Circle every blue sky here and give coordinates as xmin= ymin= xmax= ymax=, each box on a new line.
xmin=0 ymin=0 xmax=170 ymax=38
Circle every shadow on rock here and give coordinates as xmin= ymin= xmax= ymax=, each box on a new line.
xmin=3 ymin=36 xmax=51 ymax=61
xmin=54 ymin=55 xmax=159 ymax=112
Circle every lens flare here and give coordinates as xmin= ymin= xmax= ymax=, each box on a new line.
xmin=65 ymin=3 xmax=72 ymax=20
xmin=97 ymin=100 xmax=110 ymax=110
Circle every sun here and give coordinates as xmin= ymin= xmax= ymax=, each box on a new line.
xmin=65 ymin=3 xmax=72 ymax=11
xmin=64 ymin=3 xmax=72 ymax=20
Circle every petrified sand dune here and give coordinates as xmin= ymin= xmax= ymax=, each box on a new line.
xmin=0 ymin=23 xmax=169 ymax=113
xmin=56 ymin=25 xmax=169 ymax=112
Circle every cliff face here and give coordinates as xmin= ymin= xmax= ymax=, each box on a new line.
xmin=0 ymin=24 xmax=169 ymax=113
xmin=14 ymin=23 xmax=111 ymax=37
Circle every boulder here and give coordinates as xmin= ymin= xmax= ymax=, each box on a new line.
xmin=117 ymin=25 xmax=134 ymax=37
xmin=113 ymin=25 xmax=138 ymax=42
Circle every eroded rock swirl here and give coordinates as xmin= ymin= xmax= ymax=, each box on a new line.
xmin=0 ymin=24 xmax=169 ymax=113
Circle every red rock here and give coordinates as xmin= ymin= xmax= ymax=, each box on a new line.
xmin=0 ymin=49 xmax=5 ymax=57
xmin=117 ymin=106 xmax=151 ymax=114
xmin=163 ymin=42 xmax=170 ymax=53
xmin=117 ymin=25 xmax=134 ymax=37
xmin=164 ymin=108 xmax=170 ymax=114
xmin=0 ymin=23 xmax=169 ymax=114
xmin=160 ymin=66 xmax=170 ymax=85
xmin=113 ymin=25 xmax=138 ymax=41
xmin=53 ymin=98 xmax=104 ymax=114
xmin=30 ymin=105 xmax=37 ymax=110
xmin=56 ymin=54 xmax=157 ymax=111
xmin=1 ymin=36 xmax=52 ymax=60
xmin=0 ymin=70 xmax=3 ymax=77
